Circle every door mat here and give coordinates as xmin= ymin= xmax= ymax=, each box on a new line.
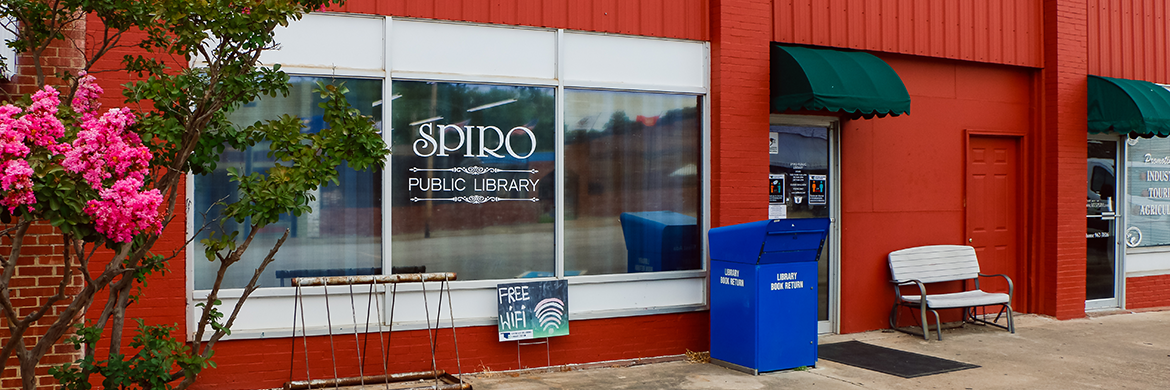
xmin=818 ymin=340 xmax=979 ymax=378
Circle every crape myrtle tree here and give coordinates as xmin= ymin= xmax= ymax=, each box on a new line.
xmin=0 ymin=1 xmax=388 ymax=389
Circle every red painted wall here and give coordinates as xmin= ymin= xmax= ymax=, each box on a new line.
xmin=773 ymin=0 xmax=1043 ymax=68
xmin=191 ymin=312 xmax=707 ymax=389
xmin=64 ymin=17 xmax=195 ymax=390
xmin=836 ymin=55 xmax=1035 ymax=333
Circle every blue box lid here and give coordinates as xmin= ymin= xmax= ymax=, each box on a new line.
xmin=709 ymin=218 xmax=829 ymax=264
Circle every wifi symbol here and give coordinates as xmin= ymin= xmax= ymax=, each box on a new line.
xmin=534 ymin=298 xmax=565 ymax=332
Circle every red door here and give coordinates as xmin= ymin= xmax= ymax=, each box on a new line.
xmin=966 ymin=136 xmax=1022 ymax=305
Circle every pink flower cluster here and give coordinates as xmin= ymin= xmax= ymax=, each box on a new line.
xmin=62 ymin=108 xmax=150 ymax=189
xmin=0 ymin=73 xmax=163 ymax=243
xmin=62 ymin=105 xmax=162 ymax=243
xmin=84 ymin=179 xmax=163 ymax=243
xmin=23 ymin=87 xmax=67 ymax=150
xmin=72 ymin=71 xmax=103 ymax=121
xmin=0 ymin=160 xmax=35 ymax=209
xmin=0 ymin=86 xmax=66 ymax=211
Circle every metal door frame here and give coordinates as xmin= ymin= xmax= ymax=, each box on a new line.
xmin=769 ymin=114 xmax=840 ymax=334
xmin=1086 ymin=134 xmax=1124 ymax=311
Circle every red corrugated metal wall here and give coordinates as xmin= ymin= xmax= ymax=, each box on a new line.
xmin=773 ymin=0 xmax=1043 ymax=68
xmin=330 ymin=0 xmax=709 ymax=41
xmin=1089 ymin=0 xmax=1169 ymax=82
xmin=838 ymin=54 xmax=1035 ymax=332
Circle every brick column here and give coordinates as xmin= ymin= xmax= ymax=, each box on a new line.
xmin=0 ymin=17 xmax=87 ymax=390
xmin=709 ymin=0 xmax=773 ymax=227
xmin=1033 ymin=0 xmax=1088 ymax=319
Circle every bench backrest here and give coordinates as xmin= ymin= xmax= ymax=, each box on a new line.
xmin=888 ymin=245 xmax=982 ymax=284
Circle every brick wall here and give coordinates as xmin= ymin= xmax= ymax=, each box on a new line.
xmin=0 ymin=223 xmax=84 ymax=390
xmin=709 ymin=0 xmax=773 ymax=227
xmin=1035 ymin=0 xmax=1089 ymax=320
xmin=1126 ymin=274 xmax=1170 ymax=309
xmin=0 ymin=17 xmax=87 ymax=390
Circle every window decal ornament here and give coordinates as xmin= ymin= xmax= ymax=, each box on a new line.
xmin=409 ymin=166 xmax=537 ymax=175
xmin=411 ymin=195 xmax=539 ymax=204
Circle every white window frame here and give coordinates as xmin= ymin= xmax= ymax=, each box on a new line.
xmin=187 ymin=14 xmax=711 ymax=340
xmin=0 ymin=17 xmax=16 ymax=79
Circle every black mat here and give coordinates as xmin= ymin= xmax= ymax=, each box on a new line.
xmin=818 ymin=340 xmax=979 ymax=378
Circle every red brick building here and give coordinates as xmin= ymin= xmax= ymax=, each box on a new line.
xmin=4 ymin=1 xmax=1170 ymax=389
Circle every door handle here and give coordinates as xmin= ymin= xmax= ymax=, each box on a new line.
xmin=968 ymin=238 xmax=973 ymax=243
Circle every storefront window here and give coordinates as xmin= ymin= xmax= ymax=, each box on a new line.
xmin=563 ymin=90 xmax=702 ymax=275
xmin=390 ymin=81 xmax=556 ymax=280
xmin=1125 ymin=137 xmax=1170 ymax=248
xmin=193 ymin=77 xmax=383 ymax=289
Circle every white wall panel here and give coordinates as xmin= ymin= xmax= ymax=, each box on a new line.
xmin=205 ymin=276 xmax=706 ymax=339
xmin=259 ymin=13 xmax=385 ymax=71
xmin=562 ymin=32 xmax=705 ymax=90
xmin=391 ymin=20 xmax=556 ymax=80
xmin=1125 ymin=250 xmax=1170 ymax=277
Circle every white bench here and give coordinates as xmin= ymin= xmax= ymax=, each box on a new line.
xmin=888 ymin=245 xmax=1015 ymax=340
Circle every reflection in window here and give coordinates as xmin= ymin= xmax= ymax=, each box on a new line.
xmin=563 ymin=90 xmax=702 ymax=275
xmin=192 ymin=77 xmax=383 ymax=289
xmin=390 ymin=81 xmax=556 ymax=280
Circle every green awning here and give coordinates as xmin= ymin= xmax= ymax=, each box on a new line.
xmin=1088 ymin=75 xmax=1170 ymax=137
xmin=771 ymin=45 xmax=910 ymax=118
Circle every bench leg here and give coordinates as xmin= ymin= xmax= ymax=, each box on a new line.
xmin=964 ymin=304 xmax=1016 ymax=335
xmin=929 ymin=309 xmax=942 ymax=341
xmin=890 ymin=303 xmax=933 ymax=340
xmin=889 ymin=304 xmax=899 ymax=330
xmin=1006 ymin=303 xmax=1015 ymax=334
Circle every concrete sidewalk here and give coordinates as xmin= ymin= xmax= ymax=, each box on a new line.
xmin=464 ymin=310 xmax=1170 ymax=389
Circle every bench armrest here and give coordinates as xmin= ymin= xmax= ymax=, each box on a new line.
xmin=976 ymin=273 xmax=1014 ymax=305
xmin=891 ymin=279 xmax=928 ymax=303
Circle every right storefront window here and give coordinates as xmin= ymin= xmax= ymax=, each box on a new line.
xmin=1125 ymin=137 xmax=1170 ymax=248
xmin=563 ymin=90 xmax=702 ymax=275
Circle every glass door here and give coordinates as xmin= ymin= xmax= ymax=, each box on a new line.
xmin=769 ymin=119 xmax=837 ymax=333
xmin=1086 ymin=138 xmax=1119 ymax=309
